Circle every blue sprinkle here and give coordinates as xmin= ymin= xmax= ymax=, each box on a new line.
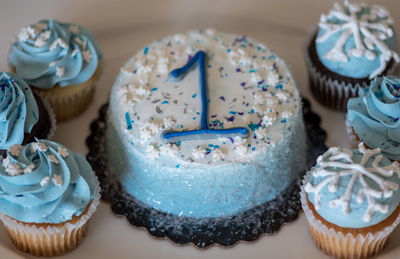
xmin=229 ymin=111 xmax=237 ymax=115
xmin=228 ymin=137 xmax=234 ymax=144
xmin=125 ymin=112 xmax=134 ymax=130
xmin=144 ymin=46 xmax=149 ymax=55
xmin=251 ymin=147 xmax=256 ymax=151
xmin=192 ymin=93 xmax=197 ymax=98
xmin=177 ymin=141 xmax=181 ymax=146
xmin=151 ymin=87 xmax=158 ymax=91
xmin=161 ymin=100 xmax=169 ymax=104
xmin=276 ymin=84 xmax=283 ymax=89
xmin=249 ymin=69 xmax=256 ymax=73
xmin=176 ymin=164 xmax=181 ymax=168
xmin=227 ymin=49 xmax=231 ymax=53
xmin=248 ymin=123 xmax=260 ymax=131
xmin=281 ymin=119 xmax=287 ymax=123
xmin=193 ymin=117 xmax=196 ymax=120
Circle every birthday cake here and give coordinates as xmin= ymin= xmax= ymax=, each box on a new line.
xmin=106 ymin=29 xmax=306 ymax=218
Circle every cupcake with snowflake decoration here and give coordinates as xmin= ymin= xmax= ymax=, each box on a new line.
xmin=300 ymin=143 xmax=400 ymax=258
xmin=304 ymin=1 xmax=399 ymax=111
xmin=0 ymin=140 xmax=100 ymax=256
xmin=9 ymin=19 xmax=102 ymax=121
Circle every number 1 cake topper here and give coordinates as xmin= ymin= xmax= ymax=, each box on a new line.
xmin=162 ymin=50 xmax=249 ymax=143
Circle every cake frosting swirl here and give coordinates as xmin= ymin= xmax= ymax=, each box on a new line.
xmin=348 ymin=76 xmax=400 ymax=161
xmin=9 ymin=19 xmax=102 ymax=89
xmin=0 ymin=140 xmax=97 ymax=223
xmin=0 ymin=73 xmax=38 ymax=150
xmin=315 ymin=1 xmax=399 ymax=79
xmin=305 ymin=143 xmax=400 ymax=228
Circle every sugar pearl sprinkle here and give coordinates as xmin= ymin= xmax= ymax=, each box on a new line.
xmin=118 ymin=30 xmax=300 ymax=164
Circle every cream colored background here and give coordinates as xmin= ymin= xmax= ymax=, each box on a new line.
xmin=0 ymin=0 xmax=399 ymax=258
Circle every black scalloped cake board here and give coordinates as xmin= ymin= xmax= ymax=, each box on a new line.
xmin=86 ymin=98 xmax=327 ymax=248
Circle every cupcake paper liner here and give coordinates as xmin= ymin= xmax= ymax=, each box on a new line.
xmin=300 ymin=171 xmax=400 ymax=258
xmin=345 ymin=117 xmax=359 ymax=148
xmin=10 ymin=63 xmax=102 ymax=122
xmin=86 ymin=98 xmax=328 ymax=248
xmin=0 ymin=174 xmax=101 ymax=256
xmin=303 ymin=26 xmax=398 ymax=112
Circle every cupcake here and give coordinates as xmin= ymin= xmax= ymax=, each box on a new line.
xmin=0 ymin=72 xmax=55 ymax=157
xmin=0 ymin=140 xmax=100 ymax=256
xmin=9 ymin=19 xmax=103 ymax=121
xmin=347 ymin=76 xmax=400 ymax=161
xmin=304 ymin=1 xmax=399 ymax=111
xmin=301 ymin=143 xmax=400 ymax=258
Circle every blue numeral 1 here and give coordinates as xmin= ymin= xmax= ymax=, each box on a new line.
xmin=162 ymin=51 xmax=249 ymax=142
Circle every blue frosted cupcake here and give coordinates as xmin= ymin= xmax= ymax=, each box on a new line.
xmin=304 ymin=1 xmax=399 ymax=111
xmin=301 ymin=144 xmax=400 ymax=258
xmin=9 ymin=19 xmax=103 ymax=121
xmin=0 ymin=140 xmax=100 ymax=256
xmin=0 ymin=72 xmax=55 ymax=156
xmin=347 ymin=76 xmax=400 ymax=161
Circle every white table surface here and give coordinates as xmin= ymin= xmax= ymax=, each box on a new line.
xmin=0 ymin=0 xmax=399 ymax=258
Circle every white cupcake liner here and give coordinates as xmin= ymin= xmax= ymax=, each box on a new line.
xmin=345 ymin=117 xmax=359 ymax=148
xmin=0 ymin=174 xmax=101 ymax=256
xmin=303 ymin=25 xmax=399 ymax=111
xmin=300 ymin=171 xmax=400 ymax=258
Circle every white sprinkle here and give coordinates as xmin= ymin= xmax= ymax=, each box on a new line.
xmin=23 ymin=164 xmax=35 ymax=174
xmin=34 ymin=37 xmax=46 ymax=48
xmin=2 ymin=156 xmax=10 ymax=168
xmin=9 ymin=144 xmax=23 ymax=157
xmin=145 ymin=144 xmax=160 ymax=160
xmin=68 ymin=24 xmax=80 ymax=34
xmin=74 ymin=37 xmax=86 ymax=49
xmin=34 ymin=22 xmax=48 ymax=32
xmin=18 ymin=27 xmax=30 ymax=42
xmin=40 ymin=176 xmax=50 ymax=186
xmin=52 ymin=174 xmax=63 ymax=186
xmin=82 ymin=50 xmax=92 ymax=62
xmin=192 ymin=147 xmax=206 ymax=160
xmin=212 ymin=149 xmax=225 ymax=162
xmin=71 ymin=49 xmax=79 ymax=57
xmin=49 ymin=61 xmax=58 ymax=67
xmin=56 ymin=66 xmax=65 ymax=77
xmin=48 ymin=154 xmax=59 ymax=164
xmin=49 ymin=38 xmax=67 ymax=51
xmin=5 ymin=163 xmax=22 ymax=176
xmin=30 ymin=142 xmax=48 ymax=152
xmin=57 ymin=146 xmax=69 ymax=158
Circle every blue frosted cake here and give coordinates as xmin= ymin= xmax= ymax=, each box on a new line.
xmin=106 ymin=29 xmax=306 ymax=218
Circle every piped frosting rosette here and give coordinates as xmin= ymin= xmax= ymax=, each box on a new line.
xmin=0 ymin=140 xmax=100 ymax=256
xmin=301 ymin=143 xmax=400 ymax=258
xmin=0 ymin=73 xmax=38 ymax=150
xmin=9 ymin=19 xmax=102 ymax=89
xmin=348 ymin=76 xmax=400 ymax=161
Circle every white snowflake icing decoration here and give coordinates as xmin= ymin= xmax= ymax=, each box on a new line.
xmin=305 ymin=143 xmax=400 ymax=223
xmin=68 ymin=24 xmax=80 ymax=34
xmin=317 ymin=1 xmax=400 ymax=79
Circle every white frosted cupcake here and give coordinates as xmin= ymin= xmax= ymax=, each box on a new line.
xmin=301 ymin=143 xmax=400 ymax=258
xmin=0 ymin=140 xmax=100 ymax=256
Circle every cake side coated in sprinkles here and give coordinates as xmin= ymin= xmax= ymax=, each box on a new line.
xmin=107 ymin=29 xmax=306 ymax=218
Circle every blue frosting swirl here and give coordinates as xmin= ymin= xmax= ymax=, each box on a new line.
xmin=0 ymin=72 xmax=38 ymax=150
xmin=306 ymin=146 xmax=400 ymax=228
xmin=9 ymin=19 xmax=102 ymax=89
xmin=348 ymin=76 xmax=400 ymax=161
xmin=0 ymin=140 xmax=97 ymax=223
xmin=315 ymin=3 xmax=398 ymax=78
